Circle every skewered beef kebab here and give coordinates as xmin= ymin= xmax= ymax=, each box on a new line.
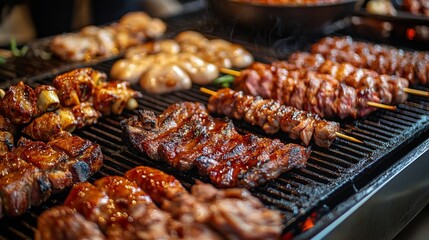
xmin=0 ymin=131 xmax=103 ymax=218
xmin=121 ymin=102 xmax=310 ymax=189
xmin=0 ymin=68 xmax=141 ymax=142
xmin=233 ymin=62 xmax=395 ymax=120
xmin=204 ymin=88 xmax=342 ymax=147
xmin=287 ymin=52 xmax=412 ymax=104
xmin=311 ymin=36 xmax=429 ymax=85
xmin=36 ymin=166 xmax=283 ymax=240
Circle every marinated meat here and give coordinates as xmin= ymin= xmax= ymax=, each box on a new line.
xmin=121 ymin=102 xmax=310 ymax=188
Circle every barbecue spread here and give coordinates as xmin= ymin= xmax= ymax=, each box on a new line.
xmin=207 ymin=88 xmax=340 ymax=147
xmin=121 ymin=102 xmax=310 ymax=188
xmin=35 ymin=166 xmax=283 ymax=240
xmin=50 ymin=11 xmax=166 ymax=62
xmin=311 ymin=36 xmax=429 ymax=85
xmin=110 ymin=31 xmax=254 ymax=93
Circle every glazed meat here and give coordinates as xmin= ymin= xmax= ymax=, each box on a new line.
xmin=288 ymin=52 xmax=409 ymax=104
xmin=121 ymin=102 xmax=310 ymax=188
xmin=191 ymin=182 xmax=283 ymax=240
xmin=125 ymin=167 xmax=222 ymax=240
xmin=0 ymin=131 xmax=103 ymax=218
xmin=207 ymin=88 xmax=340 ymax=147
xmin=233 ymin=62 xmax=383 ymax=119
xmin=37 ymin=166 xmax=284 ymax=240
xmin=64 ymin=176 xmax=175 ymax=240
xmin=125 ymin=166 xmax=282 ymax=240
xmin=311 ymin=36 xmax=429 ymax=85
xmin=53 ymin=68 xmax=107 ymax=107
xmin=35 ymin=206 xmax=105 ymax=240
xmin=16 ymin=68 xmax=141 ymax=141
xmin=0 ymin=81 xmax=38 ymax=125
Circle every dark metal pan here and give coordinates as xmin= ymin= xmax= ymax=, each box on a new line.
xmin=207 ymin=0 xmax=359 ymax=34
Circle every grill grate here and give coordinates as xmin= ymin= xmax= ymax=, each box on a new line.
xmin=1 ymin=16 xmax=429 ymax=239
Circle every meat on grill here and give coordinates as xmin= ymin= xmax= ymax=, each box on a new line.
xmin=35 ymin=206 xmax=105 ymax=240
xmin=287 ymin=52 xmax=410 ymax=105
xmin=233 ymin=62 xmax=384 ymax=119
xmin=126 ymin=166 xmax=283 ymax=240
xmin=2 ymin=68 xmax=141 ymax=142
xmin=0 ymin=131 xmax=103 ymax=218
xmin=0 ymin=115 xmax=16 ymax=155
xmin=121 ymin=102 xmax=310 ymax=188
xmin=64 ymin=176 xmax=174 ymax=240
xmin=207 ymin=88 xmax=340 ymax=147
xmin=311 ymin=36 xmax=429 ymax=85
xmin=125 ymin=167 xmax=222 ymax=240
xmin=36 ymin=166 xmax=282 ymax=240
xmin=0 ymin=81 xmax=38 ymax=125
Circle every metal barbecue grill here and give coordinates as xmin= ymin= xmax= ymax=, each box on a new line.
xmin=1 ymin=9 xmax=429 ymax=240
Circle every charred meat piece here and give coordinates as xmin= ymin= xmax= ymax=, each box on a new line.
xmin=22 ymin=102 xmax=101 ymax=142
xmin=0 ymin=153 xmax=51 ymax=217
xmin=13 ymin=138 xmax=73 ymax=193
xmin=0 ymin=132 xmax=103 ymax=218
xmin=208 ymin=88 xmax=340 ymax=147
xmin=192 ymin=182 xmax=283 ymax=240
xmin=125 ymin=166 xmax=223 ymax=240
xmin=121 ymin=102 xmax=207 ymax=161
xmin=48 ymin=131 xmax=103 ymax=180
xmin=92 ymin=81 xmax=143 ymax=115
xmin=35 ymin=206 xmax=105 ymax=240
xmin=0 ymin=81 xmax=38 ymax=125
xmin=121 ymin=102 xmax=310 ymax=188
xmin=124 ymin=166 xmax=187 ymax=205
xmin=64 ymin=176 xmax=174 ymax=239
xmin=53 ymin=68 xmax=107 ymax=106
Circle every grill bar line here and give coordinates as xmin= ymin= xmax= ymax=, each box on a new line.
xmin=200 ymin=87 xmax=364 ymax=145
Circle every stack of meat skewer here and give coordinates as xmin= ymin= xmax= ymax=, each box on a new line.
xmin=36 ymin=166 xmax=283 ymax=240
xmin=208 ymin=35 xmax=428 ymax=147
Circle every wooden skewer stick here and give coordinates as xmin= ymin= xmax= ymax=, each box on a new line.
xmin=335 ymin=132 xmax=363 ymax=144
xmin=367 ymin=101 xmax=397 ymax=111
xmin=220 ymin=67 xmax=241 ymax=77
xmin=404 ymin=88 xmax=429 ymax=97
xmin=219 ymin=68 xmax=398 ymax=111
xmin=200 ymin=87 xmax=364 ymax=145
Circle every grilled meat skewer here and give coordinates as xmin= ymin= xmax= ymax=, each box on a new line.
xmin=121 ymin=102 xmax=310 ymax=189
xmin=311 ymin=36 xmax=429 ymax=86
xmin=287 ymin=52 xmax=411 ymax=104
xmin=233 ymin=62 xmax=395 ymax=119
xmin=205 ymin=88 xmax=341 ymax=147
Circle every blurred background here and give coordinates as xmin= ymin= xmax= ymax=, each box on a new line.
xmin=0 ymin=0 xmax=205 ymax=46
